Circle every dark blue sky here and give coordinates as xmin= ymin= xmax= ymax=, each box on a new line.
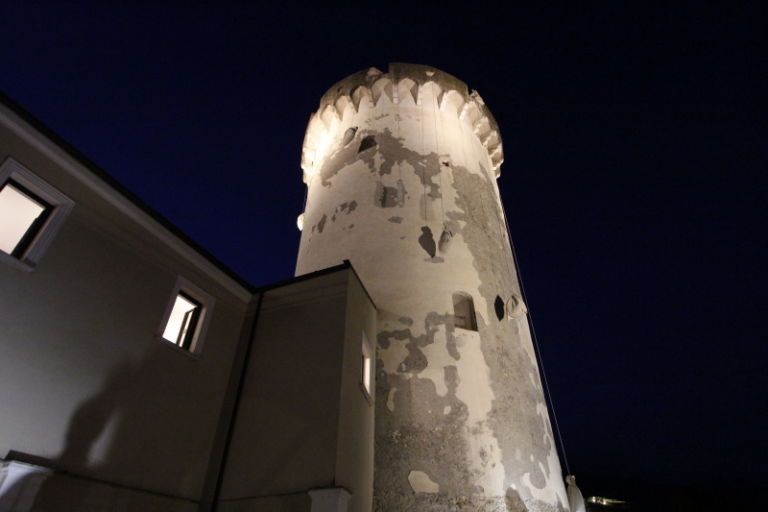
xmin=2 ymin=3 xmax=766 ymax=509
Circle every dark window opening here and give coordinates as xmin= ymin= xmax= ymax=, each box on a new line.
xmin=453 ymin=292 xmax=478 ymax=331
xmin=494 ymin=295 xmax=505 ymax=321
xmin=380 ymin=187 xmax=390 ymax=206
xmin=358 ymin=135 xmax=377 ymax=153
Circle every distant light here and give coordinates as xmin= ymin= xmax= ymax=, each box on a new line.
xmin=297 ymin=213 xmax=305 ymax=231
xmin=587 ymin=496 xmax=627 ymax=506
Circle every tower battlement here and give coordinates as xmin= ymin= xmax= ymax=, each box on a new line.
xmin=301 ymin=63 xmax=503 ymax=183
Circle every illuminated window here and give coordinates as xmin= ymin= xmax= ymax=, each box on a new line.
xmin=0 ymin=181 xmax=51 ymax=257
xmin=453 ymin=292 xmax=477 ymax=331
xmin=0 ymin=158 xmax=73 ymax=269
xmin=162 ymin=292 xmax=202 ymax=349
xmin=361 ymin=333 xmax=373 ymax=399
xmin=159 ymin=278 xmax=214 ymax=354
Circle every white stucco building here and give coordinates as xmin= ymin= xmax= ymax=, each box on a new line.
xmin=0 ymin=64 xmax=568 ymax=512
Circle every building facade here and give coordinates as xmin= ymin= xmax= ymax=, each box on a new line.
xmin=0 ymin=92 xmax=375 ymax=512
xmin=0 ymin=64 xmax=568 ymax=512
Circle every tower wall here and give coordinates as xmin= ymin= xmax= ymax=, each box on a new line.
xmin=296 ymin=64 xmax=568 ymax=512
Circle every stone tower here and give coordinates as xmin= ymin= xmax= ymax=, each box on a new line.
xmin=296 ymin=63 xmax=568 ymax=512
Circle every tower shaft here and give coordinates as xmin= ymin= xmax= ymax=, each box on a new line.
xmin=297 ymin=64 xmax=567 ymax=512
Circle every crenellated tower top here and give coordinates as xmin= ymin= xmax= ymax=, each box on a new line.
xmin=301 ymin=63 xmax=504 ymax=183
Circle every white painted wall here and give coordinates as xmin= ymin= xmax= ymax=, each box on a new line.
xmin=0 ymin=102 xmax=250 ymax=508
xmin=219 ymin=268 xmax=375 ymax=512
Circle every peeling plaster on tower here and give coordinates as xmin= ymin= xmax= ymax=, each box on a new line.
xmin=296 ymin=64 xmax=569 ymax=512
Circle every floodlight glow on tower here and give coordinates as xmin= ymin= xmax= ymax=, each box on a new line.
xmin=296 ymin=63 xmax=568 ymax=512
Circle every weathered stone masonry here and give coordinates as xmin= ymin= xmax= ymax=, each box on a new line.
xmin=295 ymin=63 xmax=569 ymax=512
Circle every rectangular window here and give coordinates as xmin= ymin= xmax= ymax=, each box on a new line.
xmin=361 ymin=333 xmax=373 ymax=399
xmin=0 ymin=158 xmax=73 ymax=269
xmin=162 ymin=292 xmax=202 ymax=350
xmin=159 ymin=277 xmax=214 ymax=354
xmin=0 ymin=181 xmax=52 ymax=257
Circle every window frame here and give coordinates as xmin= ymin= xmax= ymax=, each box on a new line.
xmin=0 ymin=157 xmax=74 ymax=270
xmin=158 ymin=277 xmax=215 ymax=355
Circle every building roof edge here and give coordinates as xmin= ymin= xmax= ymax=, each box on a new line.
xmin=0 ymin=90 xmax=256 ymax=295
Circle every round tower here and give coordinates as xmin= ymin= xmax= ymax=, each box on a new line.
xmin=296 ymin=63 xmax=568 ymax=512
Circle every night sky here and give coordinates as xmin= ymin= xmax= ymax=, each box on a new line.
xmin=2 ymin=3 xmax=766 ymax=510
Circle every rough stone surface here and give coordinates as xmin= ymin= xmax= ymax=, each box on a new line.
xmin=296 ymin=64 xmax=568 ymax=511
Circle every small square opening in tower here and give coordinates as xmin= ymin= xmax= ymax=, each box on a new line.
xmin=453 ymin=292 xmax=478 ymax=331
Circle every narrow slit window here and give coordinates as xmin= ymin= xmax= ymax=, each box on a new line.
xmin=453 ymin=292 xmax=478 ymax=331
xmin=361 ymin=333 xmax=373 ymax=398
xmin=494 ymin=295 xmax=505 ymax=321
xmin=0 ymin=181 xmax=52 ymax=258
xmin=162 ymin=292 xmax=202 ymax=350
